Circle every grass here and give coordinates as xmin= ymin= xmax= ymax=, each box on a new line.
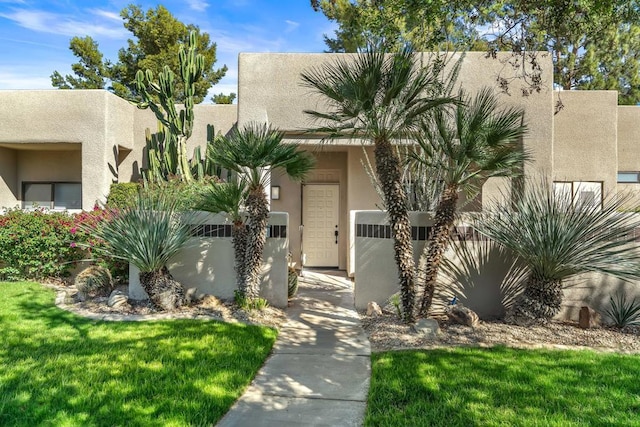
xmin=366 ymin=347 xmax=640 ymax=427
xmin=0 ymin=281 xmax=277 ymax=426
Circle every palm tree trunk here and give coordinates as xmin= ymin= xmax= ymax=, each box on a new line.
xmin=507 ymin=275 xmax=563 ymax=324
xmin=232 ymin=221 xmax=248 ymax=294
xmin=244 ymin=187 xmax=269 ymax=301
xmin=418 ymin=184 xmax=459 ymax=317
xmin=374 ymin=138 xmax=416 ymax=323
xmin=139 ymin=266 xmax=185 ymax=311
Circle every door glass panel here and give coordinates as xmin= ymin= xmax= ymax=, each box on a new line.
xmin=553 ymin=182 xmax=572 ymax=206
xmin=54 ymin=183 xmax=82 ymax=209
xmin=23 ymin=183 xmax=52 ymax=208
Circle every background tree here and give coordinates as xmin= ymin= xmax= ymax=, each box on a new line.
xmin=301 ymin=47 xmax=456 ymax=322
xmin=475 ymin=181 xmax=640 ymax=324
xmin=51 ymin=4 xmax=227 ymax=104
xmin=50 ymin=36 xmax=108 ymax=89
xmin=413 ymin=88 xmax=528 ymax=317
xmin=207 ymin=123 xmax=314 ymax=302
xmin=212 ymin=93 xmax=237 ymax=104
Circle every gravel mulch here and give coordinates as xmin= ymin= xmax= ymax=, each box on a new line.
xmin=362 ymin=311 xmax=640 ymax=354
xmin=45 ymin=281 xmax=287 ymax=329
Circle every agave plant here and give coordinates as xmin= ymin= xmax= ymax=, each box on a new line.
xmin=475 ymin=181 xmax=640 ymax=324
xmin=605 ymin=293 xmax=640 ymax=328
xmin=197 ymin=179 xmax=249 ymax=294
xmin=86 ymin=193 xmax=195 ymax=310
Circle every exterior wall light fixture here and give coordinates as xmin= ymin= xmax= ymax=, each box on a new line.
xmin=271 ymin=186 xmax=280 ymax=200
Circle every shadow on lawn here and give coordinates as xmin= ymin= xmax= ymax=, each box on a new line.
xmin=1 ymin=285 xmax=277 ymax=426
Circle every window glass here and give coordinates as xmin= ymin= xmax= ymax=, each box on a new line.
xmin=617 ymin=172 xmax=640 ymax=183
xmin=574 ymin=181 xmax=602 ymax=211
xmin=24 ymin=183 xmax=52 ymax=208
xmin=553 ymin=182 xmax=572 ymax=206
xmin=54 ymin=183 xmax=82 ymax=209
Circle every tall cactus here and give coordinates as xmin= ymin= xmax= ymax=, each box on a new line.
xmin=135 ymin=31 xmax=205 ymax=183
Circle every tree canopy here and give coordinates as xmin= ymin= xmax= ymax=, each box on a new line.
xmin=312 ymin=0 xmax=640 ymax=104
xmin=51 ymin=4 xmax=229 ymax=104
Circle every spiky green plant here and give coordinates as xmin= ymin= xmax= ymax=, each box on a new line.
xmin=86 ymin=193 xmax=195 ymax=310
xmin=301 ymin=46 xmax=457 ymax=323
xmin=605 ymin=293 xmax=640 ymax=328
xmin=413 ymin=87 xmax=529 ymax=317
xmin=475 ymin=181 xmax=640 ymax=324
xmin=207 ymin=123 xmax=314 ymax=301
xmin=197 ymin=179 xmax=249 ymax=294
xmin=135 ymin=30 xmax=205 ymax=183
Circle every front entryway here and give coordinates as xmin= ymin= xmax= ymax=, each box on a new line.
xmin=302 ymin=184 xmax=339 ymax=267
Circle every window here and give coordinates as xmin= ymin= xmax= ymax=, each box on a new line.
xmin=23 ymin=182 xmax=82 ymax=210
xmin=553 ymin=181 xmax=602 ymax=210
xmin=617 ymin=172 xmax=640 ymax=183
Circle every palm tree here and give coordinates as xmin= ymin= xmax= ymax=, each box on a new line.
xmin=413 ymin=87 xmax=528 ymax=317
xmin=87 ymin=192 xmax=195 ymax=310
xmin=197 ymin=179 xmax=249 ymax=294
xmin=301 ymin=47 xmax=455 ymax=323
xmin=475 ymin=181 xmax=640 ymax=324
xmin=207 ymin=123 xmax=315 ymax=301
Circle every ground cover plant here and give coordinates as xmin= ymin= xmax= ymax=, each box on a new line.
xmin=0 ymin=281 xmax=277 ymax=426
xmin=366 ymin=347 xmax=640 ymax=426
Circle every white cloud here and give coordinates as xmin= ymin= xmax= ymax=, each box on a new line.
xmin=285 ymin=20 xmax=300 ymax=33
xmin=0 ymin=9 xmax=127 ymax=39
xmin=89 ymin=9 xmax=122 ymax=22
xmin=186 ymin=0 xmax=209 ymax=12
xmin=0 ymin=70 xmax=52 ymax=89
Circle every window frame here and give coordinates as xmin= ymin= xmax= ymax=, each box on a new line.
xmin=22 ymin=181 xmax=82 ymax=210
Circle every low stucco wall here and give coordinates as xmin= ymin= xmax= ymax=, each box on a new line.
xmin=129 ymin=211 xmax=289 ymax=308
xmin=353 ymin=210 xmax=640 ymax=322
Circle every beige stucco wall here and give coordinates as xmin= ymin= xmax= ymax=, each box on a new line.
xmin=616 ymin=106 xmax=640 ymax=208
xmin=16 ymin=149 xmax=82 ymax=189
xmin=0 ymin=147 xmax=17 ymax=207
xmin=128 ymin=212 xmax=289 ymax=308
xmin=552 ymin=91 xmax=618 ymax=195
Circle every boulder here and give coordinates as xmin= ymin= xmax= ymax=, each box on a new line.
xmin=367 ymin=301 xmax=383 ymax=317
xmin=579 ymin=306 xmax=601 ymax=329
xmin=446 ymin=304 xmax=480 ymax=328
xmin=107 ymin=290 xmax=129 ymax=308
xmin=413 ymin=318 xmax=440 ymax=339
xmin=185 ymin=287 xmax=201 ymax=305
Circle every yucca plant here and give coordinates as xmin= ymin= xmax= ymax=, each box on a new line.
xmin=207 ymin=123 xmax=314 ymax=302
xmin=197 ymin=179 xmax=249 ymax=294
xmin=413 ymin=87 xmax=529 ymax=317
xmin=86 ymin=193 xmax=195 ymax=310
xmin=475 ymin=181 xmax=640 ymax=324
xmin=301 ymin=46 xmax=456 ymax=323
xmin=605 ymin=293 xmax=640 ymax=328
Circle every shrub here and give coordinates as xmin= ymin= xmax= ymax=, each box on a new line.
xmin=75 ymin=265 xmax=113 ymax=298
xmin=106 ymin=183 xmax=140 ymax=209
xmin=0 ymin=208 xmax=85 ymax=280
xmin=142 ymin=177 xmax=220 ymax=211
xmin=234 ymin=290 xmax=269 ymax=311
xmin=605 ymin=293 xmax=640 ymax=328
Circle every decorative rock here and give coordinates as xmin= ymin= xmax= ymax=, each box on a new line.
xmin=414 ymin=318 xmax=440 ymax=339
xmin=446 ymin=304 xmax=480 ymax=328
xmin=367 ymin=301 xmax=383 ymax=317
xmin=579 ymin=306 xmax=601 ymax=329
xmin=108 ymin=290 xmax=129 ymax=308
xmin=185 ymin=287 xmax=201 ymax=305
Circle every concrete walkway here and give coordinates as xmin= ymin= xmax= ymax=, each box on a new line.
xmin=217 ymin=270 xmax=371 ymax=427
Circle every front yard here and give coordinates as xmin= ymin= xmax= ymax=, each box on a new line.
xmin=0 ymin=281 xmax=277 ymax=426
xmin=366 ymin=347 xmax=640 ymax=426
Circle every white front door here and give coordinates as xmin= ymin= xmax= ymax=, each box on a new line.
xmin=302 ymin=184 xmax=339 ymax=267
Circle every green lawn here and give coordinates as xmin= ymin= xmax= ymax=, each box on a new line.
xmin=0 ymin=281 xmax=277 ymax=426
xmin=366 ymin=347 xmax=640 ymax=427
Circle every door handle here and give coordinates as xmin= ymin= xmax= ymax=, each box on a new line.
xmin=334 ymin=225 xmax=338 ymax=244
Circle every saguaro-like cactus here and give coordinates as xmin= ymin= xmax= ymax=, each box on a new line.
xmin=135 ymin=31 xmax=205 ymax=183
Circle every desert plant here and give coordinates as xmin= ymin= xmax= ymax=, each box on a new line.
xmin=605 ymin=292 xmax=640 ymax=328
xmin=207 ymin=123 xmax=314 ymax=303
xmin=475 ymin=181 xmax=640 ymax=324
xmin=301 ymin=46 xmax=456 ymax=323
xmin=197 ymin=179 xmax=249 ymax=294
xmin=414 ymin=87 xmax=528 ymax=317
xmin=288 ymin=266 xmax=299 ymax=299
xmin=75 ymin=265 xmax=113 ymax=298
xmin=234 ymin=290 xmax=269 ymax=311
xmin=84 ymin=193 xmax=196 ymax=310
xmin=106 ymin=182 xmax=140 ymax=209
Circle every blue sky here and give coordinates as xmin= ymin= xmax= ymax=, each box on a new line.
xmin=0 ymin=0 xmax=335 ymax=100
